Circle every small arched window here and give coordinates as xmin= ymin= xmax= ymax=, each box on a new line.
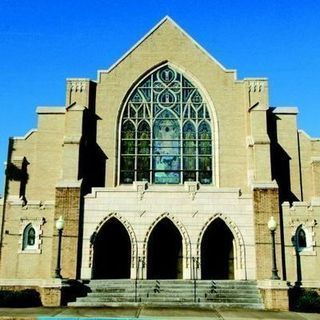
xmin=296 ymin=226 xmax=307 ymax=251
xmin=22 ymin=224 xmax=37 ymax=250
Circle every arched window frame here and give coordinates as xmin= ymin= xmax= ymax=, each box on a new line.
xmin=19 ymin=219 xmax=43 ymax=254
xmin=118 ymin=64 xmax=216 ymax=185
xmin=295 ymin=225 xmax=313 ymax=254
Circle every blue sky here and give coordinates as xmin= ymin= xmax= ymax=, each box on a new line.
xmin=0 ymin=0 xmax=319 ymax=195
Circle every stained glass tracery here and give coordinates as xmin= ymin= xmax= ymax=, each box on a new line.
xmin=120 ymin=66 xmax=213 ymax=184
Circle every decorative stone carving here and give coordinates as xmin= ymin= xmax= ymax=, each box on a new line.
xmin=184 ymin=181 xmax=199 ymax=200
xmin=133 ymin=181 xmax=148 ymax=200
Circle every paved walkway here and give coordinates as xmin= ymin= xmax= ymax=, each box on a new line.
xmin=0 ymin=307 xmax=319 ymax=320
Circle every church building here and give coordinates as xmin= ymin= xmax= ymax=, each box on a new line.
xmin=0 ymin=17 xmax=319 ymax=309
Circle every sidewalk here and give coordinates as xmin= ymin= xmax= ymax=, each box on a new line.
xmin=0 ymin=307 xmax=319 ymax=320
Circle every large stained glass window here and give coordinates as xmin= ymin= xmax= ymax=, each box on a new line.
xmin=120 ymin=66 xmax=213 ymax=184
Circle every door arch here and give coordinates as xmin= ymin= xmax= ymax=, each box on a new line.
xmin=92 ymin=217 xmax=131 ymax=279
xmin=147 ymin=217 xmax=183 ymax=279
xmin=200 ymin=217 xmax=235 ymax=280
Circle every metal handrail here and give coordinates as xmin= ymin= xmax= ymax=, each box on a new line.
xmin=192 ymin=256 xmax=199 ymax=302
xmin=134 ymin=257 xmax=141 ymax=302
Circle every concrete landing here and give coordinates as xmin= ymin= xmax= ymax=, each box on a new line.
xmin=0 ymin=306 xmax=319 ymax=320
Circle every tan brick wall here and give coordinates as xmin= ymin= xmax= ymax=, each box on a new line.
xmin=260 ymin=287 xmax=289 ymax=311
xmin=95 ymin=20 xmax=251 ymax=192
xmin=0 ymin=203 xmax=54 ymax=279
xmin=253 ymin=187 xmax=282 ymax=280
xmin=52 ymin=187 xmax=82 ymax=279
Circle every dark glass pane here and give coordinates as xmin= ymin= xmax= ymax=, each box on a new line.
xmin=158 ymin=90 xmax=176 ymax=107
xmin=199 ymin=157 xmax=211 ymax=171
xmin=137 ymin=141 xmax=150 ymax=154
xmin=173 ymin=105 xmax=180 ymax=115
xmin=137 ymin=106 xmax=144 ymax=118
xmin=198 ymin=106 xmax=204 ymax=118
xmin=159 ymin=68 xmax=175 ymax=83
xmin=131 ymin=91 xmax=142 ymax=102
xmin=122 ymin=121 xmax=135 ymax=138
xmin=121 ymin=171 xmax=134 ymax=184
xmin=121 ymin=156 xmax=134 ymax=171
xmin=182 ymin=88 xmax=194 ymax=102
xmin=183 ymin=122 xmax=196 ymax=139
xmin=191 ymin=91 xmax=202 ymax=104
xmin=199 ymin=121 xmax=211 ymax=139
xmin=137 ymin=156 xmax=150 ymax=171
xmin=190 ymin=107 xmax=197 ymax=119
xmin=139 ymin=87 xmax=151 ymax=101
xmin=129 ymin=107 xmax=136 ymax=118
xmin=198 ymin=141 xmax=212 ymax=155
xmin=137 ymin=121 xmax=150 ymax=138
xmin=297 ymin=228 xmax=307 ymax=248
xmin=121 ymin=140 xmax=135 ymax=154
xmin=183 ymin=157 xmax=196 ymax=170
xmin=137 ymin=171 xmax=149 ymax=182
xmin=27 ymin=228 xmax=35 ymax=246
xmin=183 ymin=171 xmax=196 ymax=182
xmin=199 ymin=171 xmax=212 ymax=184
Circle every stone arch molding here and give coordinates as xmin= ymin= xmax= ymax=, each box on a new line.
xmin=143 ymin=212 xmax=191 ymax=267
xmin=89 ymin=212 xmax=137 ymax=268
xmin=197 ymin=213 xmax=246 ymax=273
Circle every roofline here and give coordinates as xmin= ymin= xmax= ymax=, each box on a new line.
xmin=298 ymin=129 xmax=320 ymax=141
xmin=97 ymin=16 xmax=236 ymax=80
xmin=272 ymin=107 xmax=299 ymax=115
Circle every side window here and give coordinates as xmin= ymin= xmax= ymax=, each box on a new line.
xmin=294 ymin=224 xmax=315 ymax=254
xmin=296 ymin=227 xmax=307 ymax=251
xmin=22 ymin=224 xmax=37 ymax=250
xmin=291 ymin=220 xmax=317 ymax=256
xmin=20 ymin=222 xmax=42 ymax=253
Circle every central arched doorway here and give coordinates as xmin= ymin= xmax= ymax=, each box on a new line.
xmin=201 ymin=218 xmax=234 ymax=280
xmin=92 ymin=217 xmax=131 ymax=279
xmin=147 ymin=218 xmax=182 ymax=279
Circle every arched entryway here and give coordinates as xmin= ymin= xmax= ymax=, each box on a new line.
xmin=92 ymin=217 xmax=131 ymax=279
xmin=201 ymin=218 xmax=234 ymax=280
xmin=147 ymin=218 xmax=182 ymax=279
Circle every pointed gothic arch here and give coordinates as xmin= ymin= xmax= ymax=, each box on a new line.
xmin=117 ymin=62 xmax=219 ymax=186
xmin=143 ymin=213 xmax=191 ymax=279
xmin=90 ymin=213 xmax=137 ymax=279
xmin=197 ymin=213 xmax=246 ymax=280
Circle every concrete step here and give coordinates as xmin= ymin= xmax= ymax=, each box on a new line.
xmin=69 ymin=280 xmax=264 ymax=309
xmin=68 ymin=301 xmax=264 ymax=309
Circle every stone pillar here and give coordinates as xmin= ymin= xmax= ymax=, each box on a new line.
xmin=258 ymin=280 xmax=289 ymax=310
xmin=52 ymin=182 xmax=82 ymax=279
xmin=252 ymin=182 xmax=283 ymax=280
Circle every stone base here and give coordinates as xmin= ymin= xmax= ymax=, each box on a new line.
xmin=0 ymin=278 xmax=76 ymax=307
xmin=258 ymin=280 xmax=289 ymax=311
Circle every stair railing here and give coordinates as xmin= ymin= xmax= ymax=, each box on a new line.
xmin=135 ymin=256 xmax=141 ymax=302
xmin=192 ymin=256 xmax=199 ymax=302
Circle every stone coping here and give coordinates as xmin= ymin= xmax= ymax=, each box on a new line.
xmin=257 ymin=280 xmax=289 ymax=290
xmin=0 ymin=278 xmax=65 ymax=288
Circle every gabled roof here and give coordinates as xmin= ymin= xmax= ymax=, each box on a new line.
xmin=99 ymin=16 xmax=232 ymax=76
